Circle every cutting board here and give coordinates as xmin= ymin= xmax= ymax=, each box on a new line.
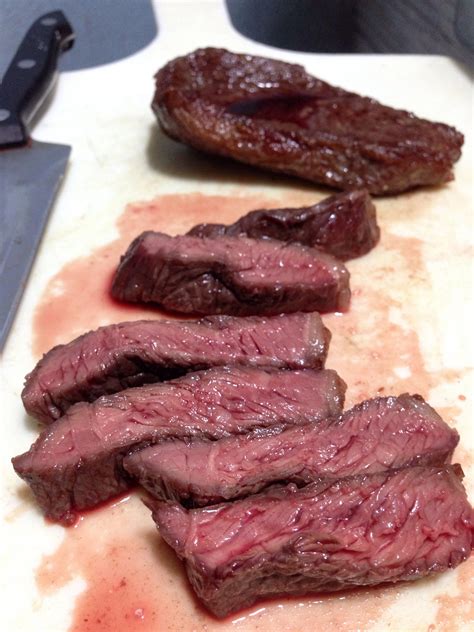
xmin=1 ymin=2 xmax=472 ymax=631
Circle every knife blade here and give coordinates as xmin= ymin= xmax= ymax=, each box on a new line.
xmin=0 ymin=11 xmax=75 ymax=351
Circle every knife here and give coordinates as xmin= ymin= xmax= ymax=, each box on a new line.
xmin=0 ymin=11 xmax=75 ymax=351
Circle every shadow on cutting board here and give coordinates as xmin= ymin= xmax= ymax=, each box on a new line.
xmin=146 ymin=124 xmax=332 ymax=196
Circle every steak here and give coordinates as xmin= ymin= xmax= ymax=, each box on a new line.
xmin=13 ymin=367 xmax=346 ymax=525
xmin=22 ymin=312 xmax=330 ymax=424
xmin=151 ymin=465 xmax=474 ymax=618
xmin=188 ymin=190 xmax=380 ymax=261
xmin=125 ymin=394 xmax=459 ymax=506
xmin=152 ymin=48 xmax=463 ymax=195
xmin=111 ymin=232 xmax=350 ymax=315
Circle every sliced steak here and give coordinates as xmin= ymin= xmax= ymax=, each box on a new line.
xmin=125 ymin=394 xmax=459 ymax=506
xmin=152 ymin=48 xmax=463 ymax=195
xmin=188 ymin=190 xmax=380 ymax=261
xmin=151 ymin=465 xmax=474 ymax=617
xmin=22 ymin=312 xmax=330 ymax=424
xmin=111 ymin=232 xmax=350 ymax=315
xmin=13 ymin=367 xmax=346 ymax=525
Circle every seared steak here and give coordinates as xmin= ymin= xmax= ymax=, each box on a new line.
xmin=111 ymin=232 xmax=350 ymax=315
xmin=125 ymin=394 xmax=459 ymax=506
xmin=151 ymin=465 xmax=474 ymax=617
xmin=152 ymin=48 xmax=463 ymax=195
xmin=13 ymin=367 xmax=346 ymax=525
xmin=22 ymin=312 xmax=330 ymax=424
xmin=188 ymin=190 xmax=380 ymax=261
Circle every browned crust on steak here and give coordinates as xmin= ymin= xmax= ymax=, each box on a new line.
xmin=152 ymin=48 xmax=463 ymax=195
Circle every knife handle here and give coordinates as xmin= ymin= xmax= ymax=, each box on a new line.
xmin=0 ymin=11 xmax=74 ymax=148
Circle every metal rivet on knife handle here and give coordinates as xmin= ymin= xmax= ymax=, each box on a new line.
xmin=0 ymin=10 xmax=75 ymax=148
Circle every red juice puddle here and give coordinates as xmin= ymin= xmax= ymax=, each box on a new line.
xmin=44 ymin=490 xmax=136 ymax=528
xmin=36 ymin=495 xmax=165 ymax=632
xmin=32 ymin=191 xmax=469 ymax=631
xmin=35 ymin=493 xmax=411 ymax=632
xmin=33 ymin=192 xmax=278 ymax=357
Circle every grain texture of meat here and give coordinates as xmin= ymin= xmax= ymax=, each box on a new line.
xmin=22 ymin=312 xmax=330 ymax=424
xmin=125 ymin=393 xmax=459 ymax=506
xmin=13 ymin=367 xmax=346 ymax=525
xmin=111 ymin=232 xmax=350 ymax=316
xmin=188 ymin=190 xmax=380 ymax=261
xmin=152 ymin=48 xmax=463 ymax=195
xmin=151 ymin=465 xmax=474 ymax=617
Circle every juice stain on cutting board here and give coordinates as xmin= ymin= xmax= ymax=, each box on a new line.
xmin=32 ymin=191 xmax=471 ymax=631
xmin=32 ymin=193 xmax=274 ymax=356
xmin=35 ymin=494 xmax=406 ymax=632
xmin=434 ymin=562 xmax=474 ymax=632
xmin=32 ymin=191 xmax=466 ymax=409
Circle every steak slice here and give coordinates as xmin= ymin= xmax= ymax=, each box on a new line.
xmin=111 ymin=232 xmax=350 ymax=315
xmin=152 ymin=48 xmax=463 ymax=195
xmin=188 ymin=190 xmax=380 ymax=261
xmin=125 ymin=394 xmax=459 ymax=506
xmin=151 ymin=465 xmax=474 ymax=618
xmin=22 ymin=312 xmax=330 ymax=424
xmin=13 ymin=367 xmax=346 ymax=525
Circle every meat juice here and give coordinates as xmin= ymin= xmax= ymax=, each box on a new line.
xmin=35 ymin=493 xmax=405 ymax=632
xmin=434 ymin=562 xmax=474 ymax=632
xmin=31 ymin=192 xmax=471 ymax=631
xmin=32 ymin=193 xmax=274 ymax=356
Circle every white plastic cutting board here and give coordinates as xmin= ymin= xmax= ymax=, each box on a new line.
xmin=1 ymin=2 xmax=473 ymax=631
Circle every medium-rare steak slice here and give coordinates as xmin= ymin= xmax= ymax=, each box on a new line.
xmin=23 ymin=312 xmax=330 ymax=424
xmin=151 ymin=465 xmax=474 ymax=618
xmin=152 ymin=48 xmax=463 ymax=195
xmin=188 ymin=190 xmax=380 ymax=261
xmin=111 ymin=232 xmax=350 ymax=315
xmin=125 ymin=393 xmax=459 ymax=506
xmin=13 ymin=367 xmax=346 ymax=525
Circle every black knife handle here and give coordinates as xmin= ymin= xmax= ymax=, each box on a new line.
xmin=0 ymin=11 xmax=75 ymax=148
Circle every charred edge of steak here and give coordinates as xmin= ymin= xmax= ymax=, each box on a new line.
xmin=188 ymin=189 xmax=380 ymax=261
xmin=152 ymin=48 xmax=463 ymax=195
